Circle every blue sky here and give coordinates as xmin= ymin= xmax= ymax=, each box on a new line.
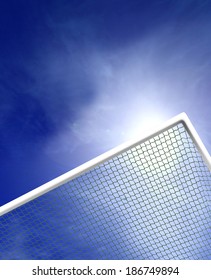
xmin=1 ymin=0 xmax=211 ymax=205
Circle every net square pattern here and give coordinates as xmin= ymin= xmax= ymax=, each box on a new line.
xmin=0 ymin=122 xmax=211 ymax=259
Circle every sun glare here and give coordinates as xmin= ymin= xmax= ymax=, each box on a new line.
xmin=126 ymin=110 xmax=168 ymax=140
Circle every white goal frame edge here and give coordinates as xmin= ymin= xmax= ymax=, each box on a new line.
xmin=1 ymin=112 xmax=211 ymax=216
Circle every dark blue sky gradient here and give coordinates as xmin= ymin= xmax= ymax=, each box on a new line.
xmin=1 ymin=0 xmax=211 ymax=205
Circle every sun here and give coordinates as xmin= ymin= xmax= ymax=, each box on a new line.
xmin=125 ymin=109 xmax=168 ymax=140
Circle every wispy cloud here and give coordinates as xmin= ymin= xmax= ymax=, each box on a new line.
xmin=43 ymin=17 xmax=211 ymax=167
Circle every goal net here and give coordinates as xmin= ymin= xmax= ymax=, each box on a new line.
xmin=0 ymin=113 xmax=211 ymax=259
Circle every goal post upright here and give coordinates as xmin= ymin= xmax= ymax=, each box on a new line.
xmin=0 ymin=112 xmax=210 ymax=217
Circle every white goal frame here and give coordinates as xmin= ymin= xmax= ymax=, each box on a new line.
xmin=1 ymin=112 xmax=211 ymax=216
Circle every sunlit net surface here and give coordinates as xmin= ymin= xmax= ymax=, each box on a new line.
xmin=0 ymin=122 xmax=211 ymax=259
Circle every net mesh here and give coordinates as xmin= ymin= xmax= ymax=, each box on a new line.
xmin=0 ymin=122 xmax=211 ymax=259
